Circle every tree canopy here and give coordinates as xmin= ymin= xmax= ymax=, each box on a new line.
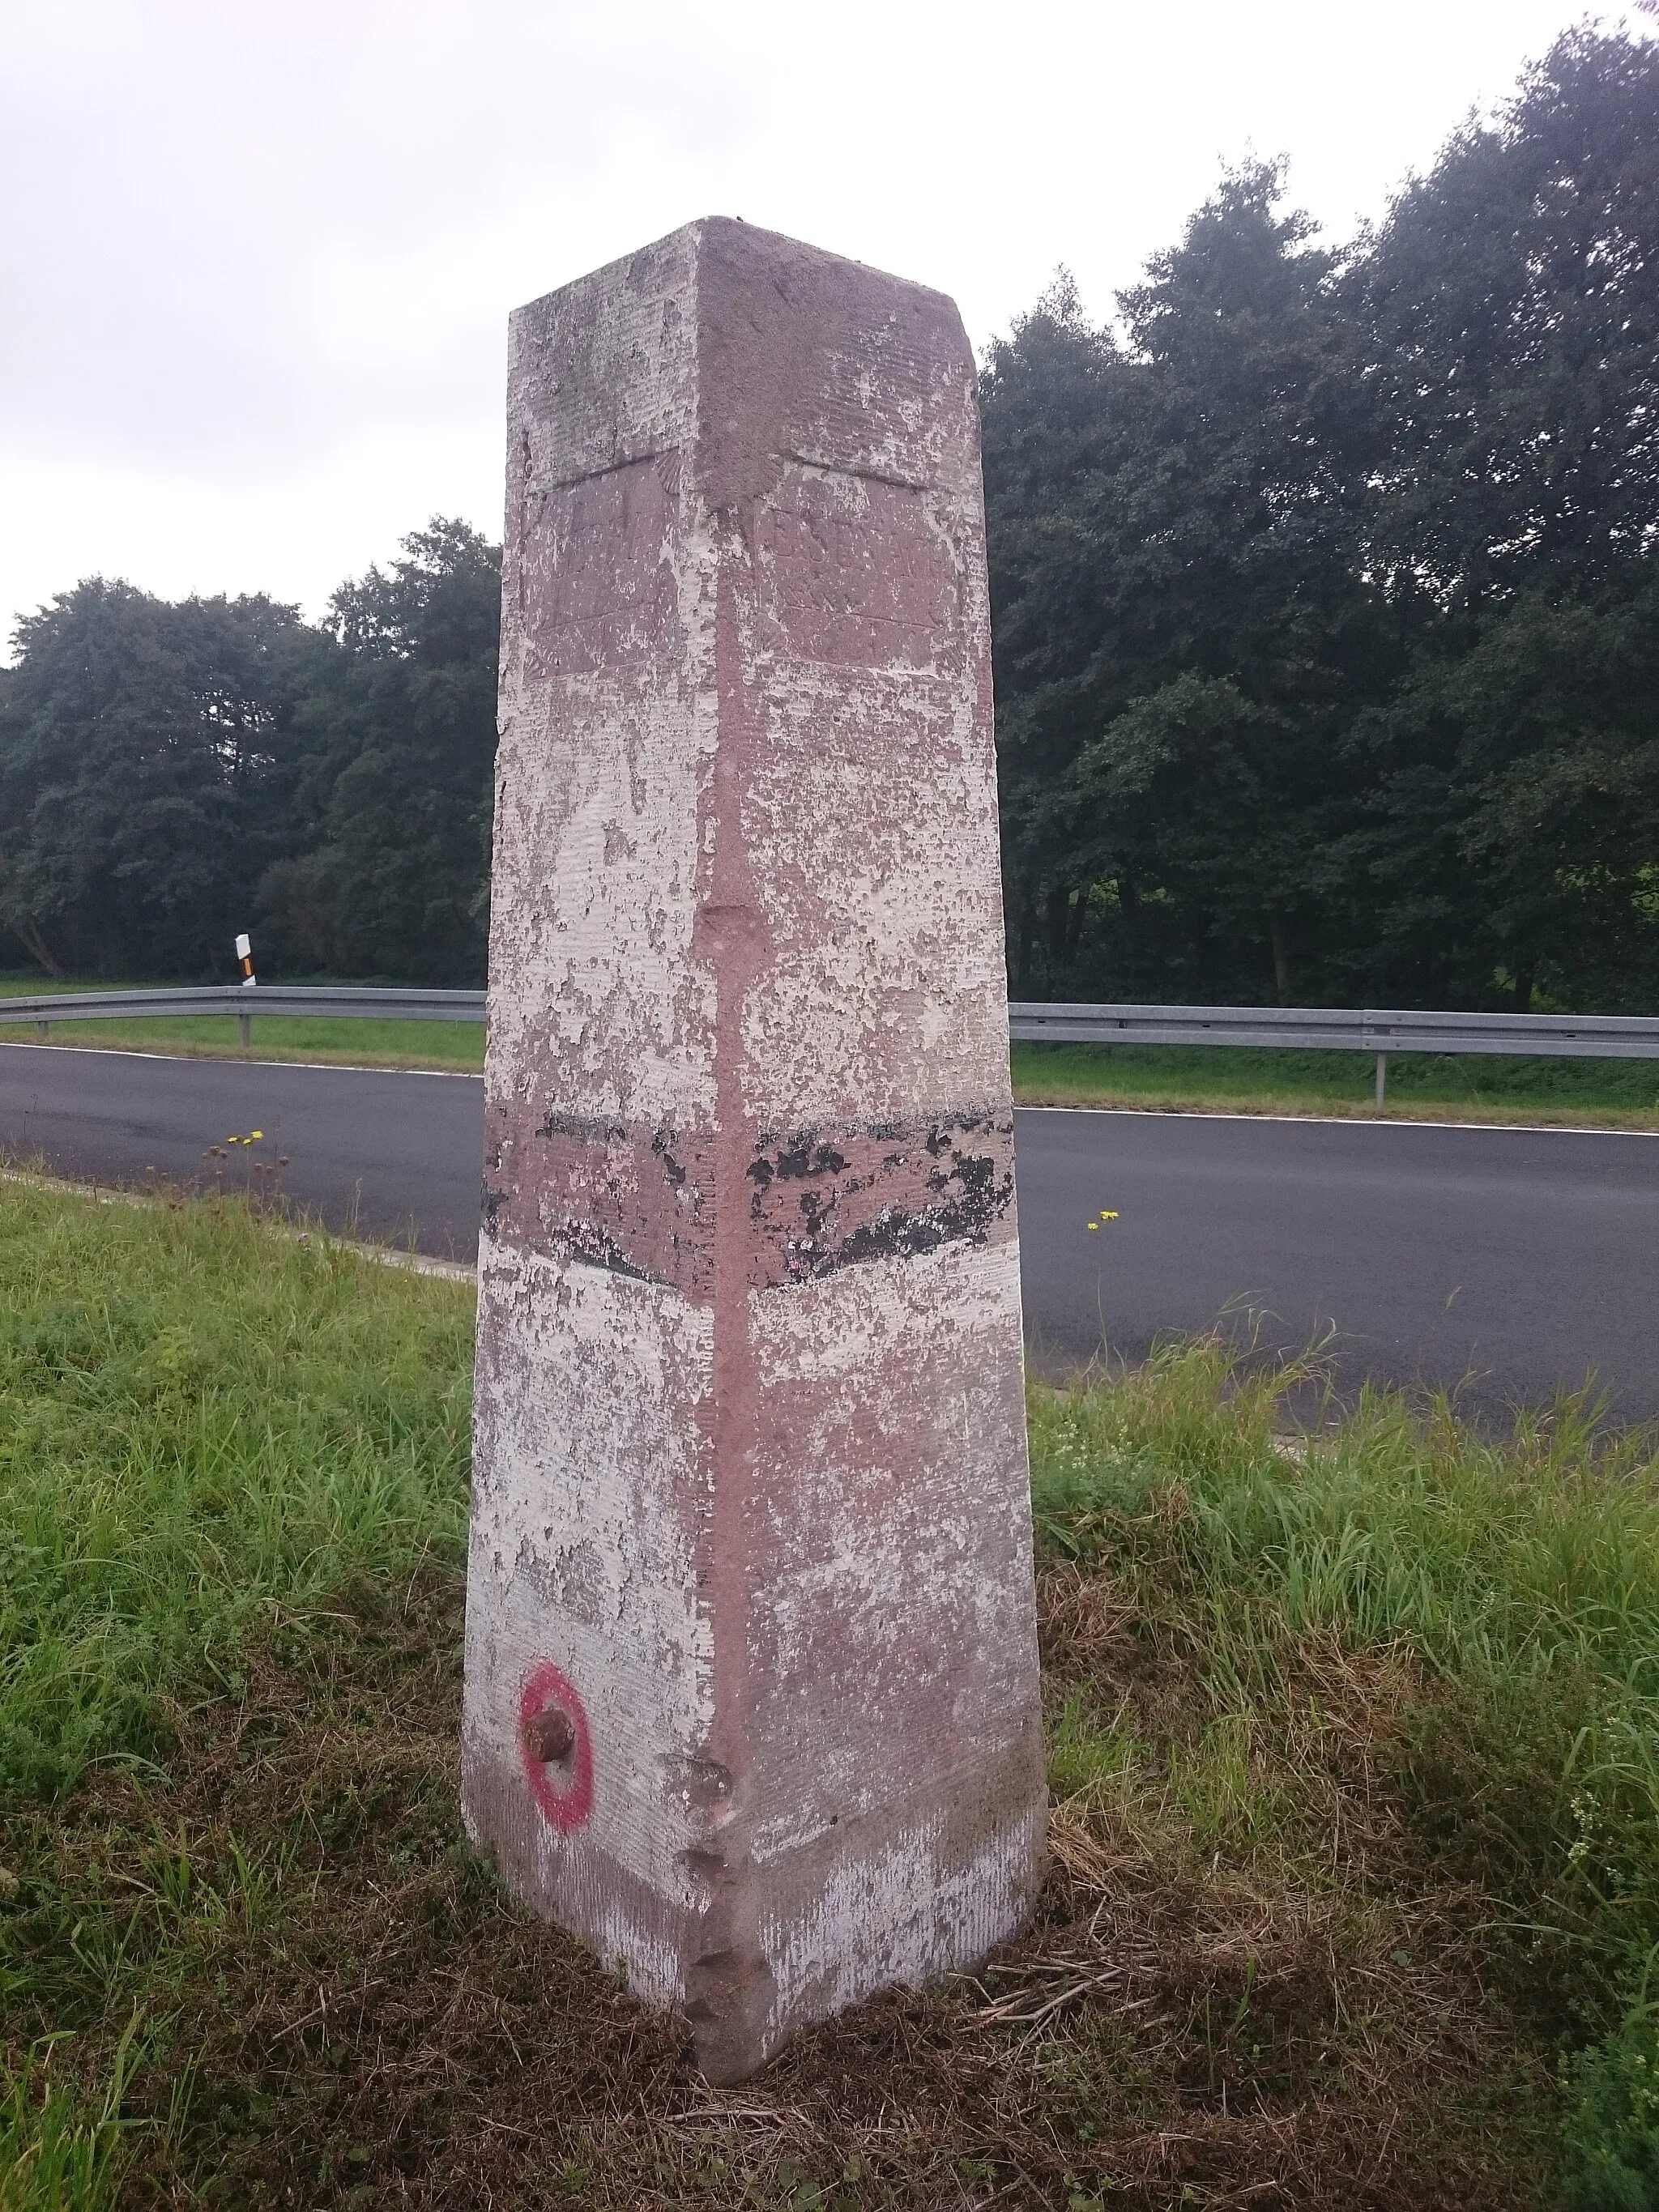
xmin=0 ymin=522 xmax=500 ymax=984
xmin=0 ymin=582 xmax=317 ymax=978
xmin=2 ymin=24 xmax=1656 ymax=1008
xmin=984 ymin=22 xmax=1659 ymax=1010
xmin=257 ymin=520 xmax=501 ymax=985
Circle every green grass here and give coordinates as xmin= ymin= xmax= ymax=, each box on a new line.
xmin=1030 ymin=1348 xmax=1659 ymax=2207
xmin=0 ymin=979 xmax=485 ymax=1072
xmin=2 ymin=1182 xmax=1658 ymax=2204
xmin=0 ymin=1183 xmax=473 ymax=1801
xmin=0 ymin=1013 xmax=487 ymax=1070
xmin=1013 ymin=1039 xmax=1659 ymax=1128
xmin=1030 ymin=1354 xmax=1659 ymax=1979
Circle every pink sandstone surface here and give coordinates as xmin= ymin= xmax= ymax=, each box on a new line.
xmin=461 ymin=216 xmax=1046 ymax=2082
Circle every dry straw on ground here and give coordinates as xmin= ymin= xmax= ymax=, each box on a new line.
xmin=4 ymin=1562 xmax=1556 ymax=2210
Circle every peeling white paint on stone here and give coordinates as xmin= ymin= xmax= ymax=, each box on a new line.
xmin=757 ymin=1800 xmax=1050 ymax=2058
xmin=742 ymin=1239 xmax=1038 ymax=1869
xmin=747 ymin=1233 xmax=1024 ymax=1383
xmin=485 ymin=224 xmax=719 ymax=1132
xmin=464 ymin=1238 xmax=715 ymax=1903
xmin=485 ymin=680 xmax=718 ymax=1127
xmin=463 ymin=218 xmax=1046 ymax=2082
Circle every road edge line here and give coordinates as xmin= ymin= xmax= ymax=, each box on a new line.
xmin=1012 ymin=1102 xmax=1659 ymax=1139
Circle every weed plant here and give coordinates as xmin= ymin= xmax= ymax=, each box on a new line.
xmin=1 ymin=1180 xmax=1657 ymax=2205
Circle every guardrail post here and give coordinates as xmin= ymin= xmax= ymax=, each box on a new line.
xmin=463 ymin=221 xmax=1045 ymax=2084
xmin=237 ymin=1012 xmax=252 ymax=1049
xmin=36 ymin=1021 xmax=49 ymax=1043
xmin=1375 ymin=1051 xmax=1388 ymax=1107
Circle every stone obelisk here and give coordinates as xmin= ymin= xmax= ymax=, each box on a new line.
xmin=461 ymin=218 xmax=1045 ymax=2082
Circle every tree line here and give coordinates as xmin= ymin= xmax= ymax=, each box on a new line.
xmin=1 ymin=23 xmax=1655 ymax=1008
xmin=0 ymin=522 xmax=500 ymax=985
xmin=986 ymin=21 xmax=1659 ymax=1010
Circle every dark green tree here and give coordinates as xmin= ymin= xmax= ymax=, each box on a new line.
xmin=1346 ymin=584 xmax=1659 ymax=1009
xmin=984 ymin=23 xmax=1659 ymax=1012
xmin=258 ymin=519 xmax=501 ymax=983
xmin=1358 ymin=25 xmax=1659 ymax=603
xmin=984 ymin=164 xmax=1394 ymax=1002
xmin=0 ymin=582 xmax=314 ymax=978
xmin=1345 ymin=23 xmax=1659 ymax=1007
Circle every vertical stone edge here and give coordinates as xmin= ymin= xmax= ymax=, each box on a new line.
xmin=689 ymin=219 xmax=1047 ymax=2071
xmin=460 ymin=224 xmax=723 ymax=2002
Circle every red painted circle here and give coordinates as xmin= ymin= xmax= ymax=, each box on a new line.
xmin=518 ymin=1661 xmax=595 ymax=1832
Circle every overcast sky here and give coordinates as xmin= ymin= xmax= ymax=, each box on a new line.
xmin=0 ymin=0 xmax=1642 ymax=653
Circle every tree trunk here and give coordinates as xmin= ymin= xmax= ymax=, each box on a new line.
xmin=1015 ymin=893 xmax=1035 ymax=996
xmin=1513 ymin=965 xmax=1534 ymax=1013
xmin=14 ymin=918 xmax=66 ymax=980
xmin=1269 ymin=918 xmax=1290 ymax=1007
xmin=1066 ymin=887 xmax=1088 ymax=962
xmin=1045 ymin=886 xmax=1071 ymax=975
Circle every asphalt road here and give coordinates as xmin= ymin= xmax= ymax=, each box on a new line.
xmin=1016 ymin=1103 xmax=1659 ymax=1426
xmin=0 ymin=1042 xmax=487 ymax=1263
xmin=2 ymin=1042 xmax=1654 ymax=1425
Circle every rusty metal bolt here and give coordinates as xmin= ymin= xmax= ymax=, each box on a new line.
xmin=526 ymin=1707 xmax=574 ymax=1762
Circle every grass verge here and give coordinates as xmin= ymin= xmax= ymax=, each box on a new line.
xmin=1012 ymin=1041 xmax=1659 ymax=1131
xmin=1 ymin=1182 xmax=1657 ymax=2205
xmin=0 ymin=1019 xmax=484 ymax=1073
xmin=0 ymin=977 xmax=484 ymax=1072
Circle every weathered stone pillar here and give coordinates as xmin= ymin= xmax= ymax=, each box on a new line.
xmin=462 ymin=218 xmax=1044 ymax=2082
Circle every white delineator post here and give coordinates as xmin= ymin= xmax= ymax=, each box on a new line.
xmin=462 ymin=218 xmax=1046 ymax=2082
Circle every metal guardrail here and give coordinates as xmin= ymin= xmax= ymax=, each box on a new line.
xmin=2 ymin=991 xmax=1653 ymax=1102
xmin=1010 ymin=1000 xmax=1659 ymax=1104
xmin=1009 ymin=1001 xmax=1659 ymax=1058
xmin=0 ymin=984 xmax=486 ymax=1046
